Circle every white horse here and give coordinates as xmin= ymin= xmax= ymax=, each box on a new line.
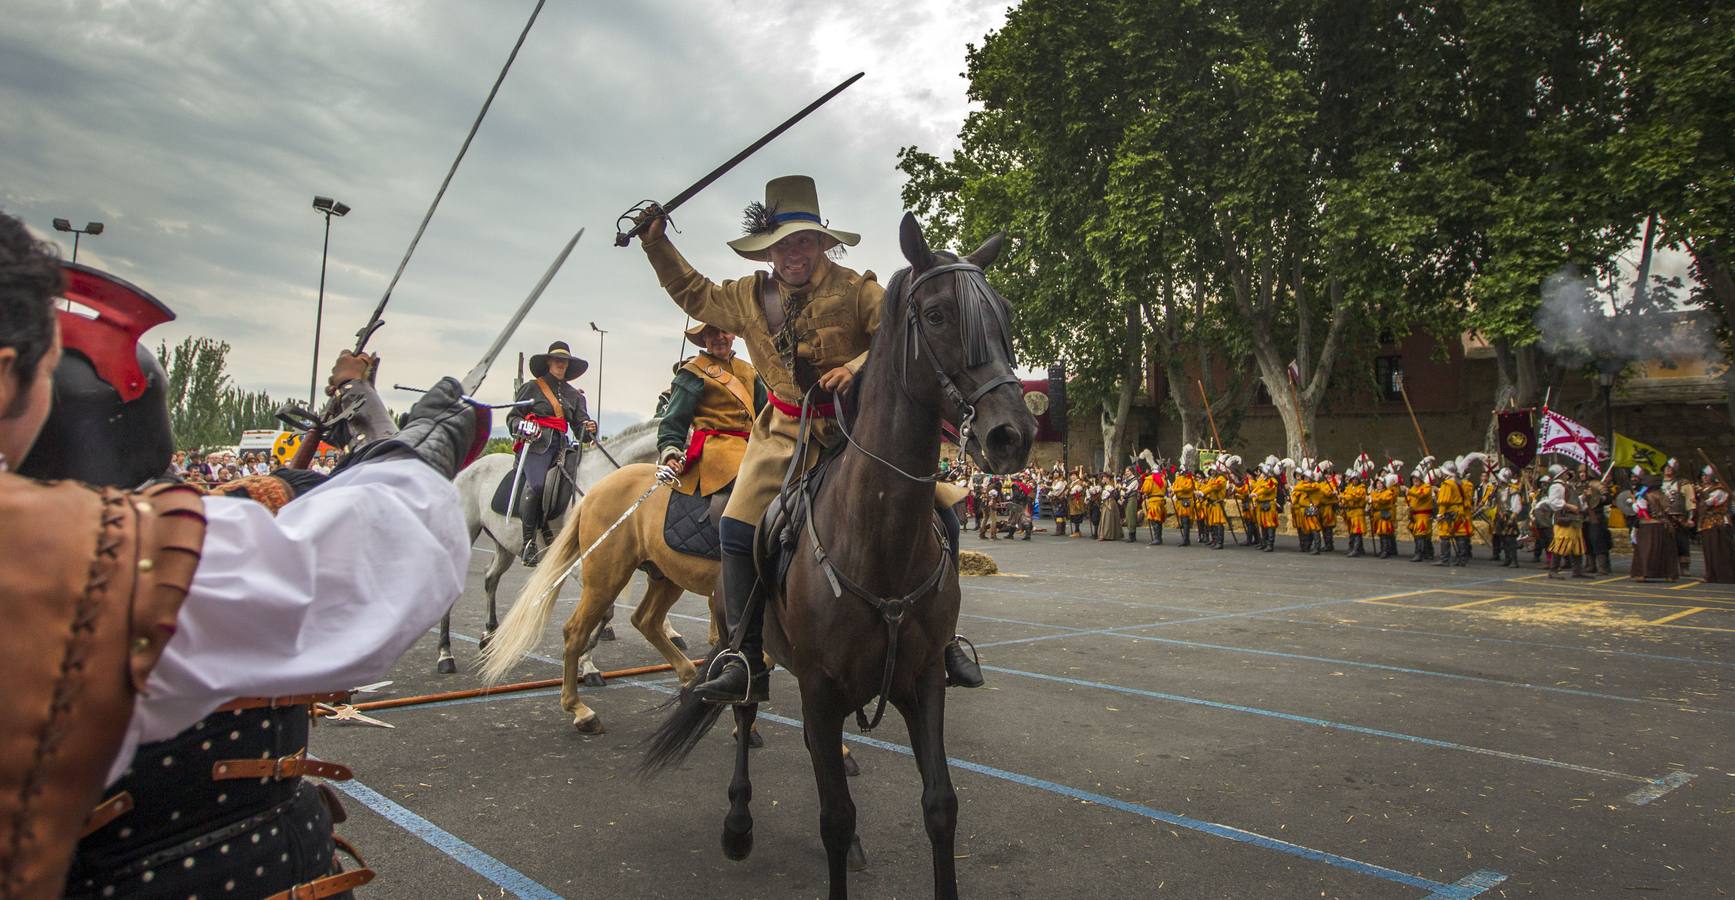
xmin=443 ymin=419 xmax=675 ymax=675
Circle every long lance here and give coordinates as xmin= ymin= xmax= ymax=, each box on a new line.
xmin=1196 ymin=379 xmax=1224 ymax=451
xmin=614 ymin=72 xmax=866 ymax=246
xmin=1396 ymin=374 xmax=1431 ymax=458
xmin=287 ymin=0 xmax=551 ymax=468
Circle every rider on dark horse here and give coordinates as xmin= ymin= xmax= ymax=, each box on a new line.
xmin=508 ymin=341 xmax=597 ymax=565
xmin=636 ymin=175 xmax=983 ymax=704
xmin=658 ymin=323 xmax=764 ymax=499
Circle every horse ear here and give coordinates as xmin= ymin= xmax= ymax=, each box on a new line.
xmin=966 ymin=231 xmax=1006 ymax=271
xmin=899 ymin=212 xmax=937 ymax=272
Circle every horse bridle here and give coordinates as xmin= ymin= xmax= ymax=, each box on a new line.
xmin=831 ymin=261 xmax=1020 ymax=483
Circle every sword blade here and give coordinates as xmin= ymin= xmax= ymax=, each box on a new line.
xmin=615 ymin=72 xmax=865 ymax=246
xmin=462 ymin=226 xmax=583 ymax=395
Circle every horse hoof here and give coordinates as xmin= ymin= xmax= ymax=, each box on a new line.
xmin=671 ymin=635 xmax=688 ymax=652
xmin=436 ymin=657 xmax=457 ymax=675
xmin=842 ymin=753 xmax=860 ymax=778
xmin=847 ymin=835 xmax=867 ymax=871
xmin=600 ymin=625 xmax=616 ymax=642
xmin=477 ymin=632 xmax=493 ymax=651
xmin=573 ymin=713 xmax=605 ymax=734
xmin=583 ymin=671 xmax=605 ymax=688
xmin=721 ymin=826 xmax=753 ymax=861
xmin=747 ymin=730 xmax=764 ymax=750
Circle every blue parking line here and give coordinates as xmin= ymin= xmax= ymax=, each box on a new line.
xmin=332 ymin=780 xmax=563 ymax=900
xmin=979 ymin=664 xmax=1678 ymax=790
xmin=1095 ymin=631 xmax=1735 ymax=717
xmin=627 ymin=679 xmax=1501 ymax=898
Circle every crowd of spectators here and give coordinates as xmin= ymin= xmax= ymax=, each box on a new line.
xmin=168 ymin=448 xmax=339 ymax=483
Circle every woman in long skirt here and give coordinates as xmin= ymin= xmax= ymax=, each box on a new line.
xmin=1698 ymin=469 xmax=1733 ymax=583
xmin=1098 ymin=477 xmax=1124 ymax=541
xmin=1630 ymin=486 xmax=1681 ymax=582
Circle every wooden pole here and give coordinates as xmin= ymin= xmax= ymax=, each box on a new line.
xmin=1197 ymin=379 xmax=1224 ymax=450
xmin=1397 ymin=377 xmax=1430 ymax=458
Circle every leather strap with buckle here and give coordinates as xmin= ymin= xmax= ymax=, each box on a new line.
xmin=213 ymin=750 xmax=353 ymax=782
xmin=216 ymin=692 xmax=351 ymax=713
xmin=264 ymin=867 xmax=375 ymax=900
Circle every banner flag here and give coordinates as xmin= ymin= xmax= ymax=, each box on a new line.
xmin=1497 ymin=409 xmax=1535 ymax=468
xmin=1538 ymin=410 xmax=1601 ymax=466
xmin=1612 ymin=433 xmax=1667 ymax=473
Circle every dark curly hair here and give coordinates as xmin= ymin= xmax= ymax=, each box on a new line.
xmin=0 ymin=212 xmax=63 ymax=398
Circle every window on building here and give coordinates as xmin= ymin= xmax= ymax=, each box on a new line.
xmin=1375 ymin=356 xmax=1404 ymax=401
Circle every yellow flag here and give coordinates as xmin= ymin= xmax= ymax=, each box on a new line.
xmin=1612 ymin=433 xmax=1667 ymax=473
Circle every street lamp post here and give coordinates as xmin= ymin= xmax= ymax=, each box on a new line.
xmin=589 ymin=321 xmax=607 ymax=435
xmin=310 ymin=196 xmax=351 ymax=406
xmin=51 ymin=218 xmax=104 ymax=262
xmin=1595 ymin=363 xmax=1619 ymax=460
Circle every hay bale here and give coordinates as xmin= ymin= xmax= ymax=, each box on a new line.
xmin=957 ymin=549 xmax=999 ymax=576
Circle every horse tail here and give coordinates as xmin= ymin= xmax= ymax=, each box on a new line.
xmin=477 ymin=509 xmax=585 ymax=684
xmin=638 ymin=647 xmax=727 ymax=777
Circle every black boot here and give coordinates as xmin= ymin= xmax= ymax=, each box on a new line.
xmin=520 ymin=522 xmax=543 ymax=567
xmin=1456 ymin=537 xmax=1471 ymax=566
xmin=1324 ymin=528 xmax=1336 ymax=552
xmin=1597 ymin=553 xmax=1611 ymax=575
xmin=1154 ymin=522 xmax=1164 ymax=545
xmin=1180 ymin=523 xmax=1191 ymax=547
xmin=692 ymin=551 xmax=770 ymax=705
xmin=945 ymin=637 xmax=984 ymax=688
xmin=1434 ymin=535 xmax=1452 ymax=566
xmin=1410 ymin=538 xmax=1424 ymax=562
xmin=1571 ymin=555 xmax=1591 ymax=578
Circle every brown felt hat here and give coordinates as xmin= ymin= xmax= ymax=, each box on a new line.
xmin=727 ymin=176 xmax=860 ymax=262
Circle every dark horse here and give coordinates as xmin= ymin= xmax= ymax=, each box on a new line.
xmin=641 ymin=213 xmax=1035 ymax=899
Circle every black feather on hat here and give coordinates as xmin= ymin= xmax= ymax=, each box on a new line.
xmin=529 ymin=341 xmax=587 ymax=380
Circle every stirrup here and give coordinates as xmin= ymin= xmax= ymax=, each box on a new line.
xmin=697 ymin=649 xmax=755 ymax=705
xmin=945 ymin=635 xmax=984 ymax=688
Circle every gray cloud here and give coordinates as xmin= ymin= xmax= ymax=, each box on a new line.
xmin=2 ymin=0 xmax=1011 ymax=426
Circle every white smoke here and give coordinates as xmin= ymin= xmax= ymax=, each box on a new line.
xmin=1534 ymin=265 xmax=1716 ymax=369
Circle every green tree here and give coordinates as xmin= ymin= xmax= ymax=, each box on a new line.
xmin=158 ymin=336 xmax=283 ymax=450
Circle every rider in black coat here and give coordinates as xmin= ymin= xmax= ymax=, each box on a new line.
xmin=507 ymin=341 xmax=596 ymax=564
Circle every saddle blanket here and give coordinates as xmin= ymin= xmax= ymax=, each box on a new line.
xmin=664 ymin=489 xmax=724 ymax=559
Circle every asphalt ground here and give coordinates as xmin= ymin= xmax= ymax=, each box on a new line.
xmin=316 ymin=528 xmax=1734 ymax=899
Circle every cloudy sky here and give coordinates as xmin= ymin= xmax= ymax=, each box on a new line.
xmin=2 ymin=0 xmax=1011 ymax=434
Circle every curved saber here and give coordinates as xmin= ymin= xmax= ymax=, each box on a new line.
xmin=462 ymin=226 xmax=584 ymax=394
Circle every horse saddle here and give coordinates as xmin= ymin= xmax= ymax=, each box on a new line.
xmin=488 ymin=449 xmax=578 ymax=522
xmin=663 ymin=489 xmax=729 ymax=559
xmin=756 ymin=456 xmax=838 ymax=596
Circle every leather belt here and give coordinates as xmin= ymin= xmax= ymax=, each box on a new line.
xmin=265 ymin=867 xmax=376 ymax=900
xmin=214 ymin=750 xmax=352 ymax=782
xmin=81 ymin=790 xmax=134 ymax=837
xmin=216 ymin=692 xmax=351 ymax=712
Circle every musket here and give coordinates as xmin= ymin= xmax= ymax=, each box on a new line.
xmin=614 ymin=72 xmax=865 ymax=246
xmin=284 ymin=0 xmax=552 ymax=468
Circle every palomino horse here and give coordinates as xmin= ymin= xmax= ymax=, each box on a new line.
xmin=446 ymin=420 xmax=671 ymax=674
xmin=479 ymin=462 xmax=722 ymax=733
xmin=642 ymin=214 xmax=1034 ymax=900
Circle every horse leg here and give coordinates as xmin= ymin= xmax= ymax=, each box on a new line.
xmin=897 ymin=670 xmax=958 ymax=900
xmin=802 ymin=687 xmax=864 ymax=899
xmin=477 ymin=544 xmax=511 ymax=650
xmin=631 ymin=577 xmax=697 ymax=685
xmin=435 ymin=610 xmax=457 ymax=674
xmin=664 ymin=617 xmax=688 ymax=653
xmin=560 ymin=583 xmax=624 ymax=733
xmin=722 ymin=703 xmax=758 ymax=861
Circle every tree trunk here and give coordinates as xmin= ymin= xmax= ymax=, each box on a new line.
xmin=1686 ymin=243 xmax=1735 ymax=425
xmin=1099 ymin=304 xmax=1143 ymax=469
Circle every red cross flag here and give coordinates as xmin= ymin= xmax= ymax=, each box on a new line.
xmin=1538 ymin=410 xmax=1601 ymax=466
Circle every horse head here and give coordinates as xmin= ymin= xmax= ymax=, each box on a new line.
xmin=893 ymin=212 xmax=1035 ymax=475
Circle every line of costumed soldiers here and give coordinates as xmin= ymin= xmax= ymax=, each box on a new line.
xmin=959 ymin=441 xmax=1731 ymax=584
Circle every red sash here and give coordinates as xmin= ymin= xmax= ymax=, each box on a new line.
xmin=766 ymin=392 xmax=836 ymax=419
xmin=512 ymin=414 xmax=568 ymax=452
xmin=685 ymin=428 xmax=750 ymax=466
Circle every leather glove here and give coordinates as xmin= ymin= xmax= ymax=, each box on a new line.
xmin=345 ymin=377 xmax=486 ymax=479
xmin=515 ymin=418 xmax=542 ymax=439
xmin=328 ymin=376 xmax=398 ymax=451
xmin=659 ymin=446 xmax=687 ymax=474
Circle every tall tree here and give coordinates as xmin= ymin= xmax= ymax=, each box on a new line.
xmin=158 ymin=336 xmax=283 ymax=450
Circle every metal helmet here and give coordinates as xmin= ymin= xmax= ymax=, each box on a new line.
xmin=17 ymin=263 xmax=175 ymax=488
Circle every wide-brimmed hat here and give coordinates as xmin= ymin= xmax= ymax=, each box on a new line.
xmin=683 ymin=321 xmax=731 ymax=347
xmin=727 ymin=175 xmax=860 ymax=262
xmin=529 ymin=341 xmax=587 ymax=380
